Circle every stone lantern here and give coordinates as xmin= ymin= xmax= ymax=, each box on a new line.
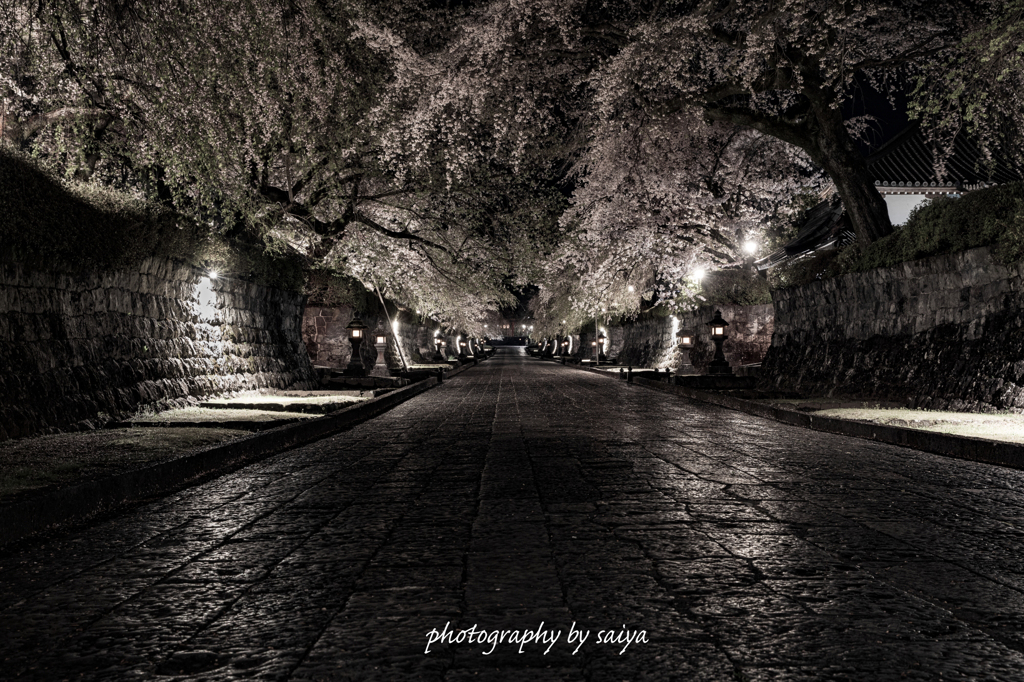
xmin=458 ymin=335 xmax=468 ymax=362
xmin=372 ymin=332 xmax=388 ymax=376
xmin=433 ymin=336 xmax=447 ymax=363
xmin=676 ymin=328 xmax=695 ymax=374
xmin=343 ymin=315 xmax=369 ymax=377
xmin=594 ymin=332 xmax=606 ymax=365
xmin=706 ymin=310 xmax=732 ymax=375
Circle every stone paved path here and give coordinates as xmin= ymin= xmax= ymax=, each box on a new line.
xmin=4 ymin=348 xmax=1024 ymax=680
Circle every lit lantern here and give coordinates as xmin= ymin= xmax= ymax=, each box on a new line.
xmin=373 ymin=333 xmax=388 ymax=375
xmin=343 ymin=315 xmax=369 ymax=377
xmin=706 ymin=309 xmax=732 ymax=375
xmin=675 ymin=328 xmax=695 ymax=372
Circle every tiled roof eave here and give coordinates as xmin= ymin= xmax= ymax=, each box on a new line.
xmin=874 ymin=185 xmax=963 ymax=195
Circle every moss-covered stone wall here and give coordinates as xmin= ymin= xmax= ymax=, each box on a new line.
xmin=760 ymin=245 xmax=1024 ymax=410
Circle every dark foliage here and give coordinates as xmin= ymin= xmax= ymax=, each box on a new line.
xmin=0 ymin=149 xmax=308 ymax=291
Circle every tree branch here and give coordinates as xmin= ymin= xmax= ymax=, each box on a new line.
xmin=17 ymin=107 xmax=111 ymax=141
xmin=352 ymin=211 xmax=454 ymax=256
xmin=702 ymin=105 xmax=815 ymax=154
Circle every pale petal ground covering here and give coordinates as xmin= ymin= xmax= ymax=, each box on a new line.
xmin=760 ymin=401 xmax=1024 ymax=445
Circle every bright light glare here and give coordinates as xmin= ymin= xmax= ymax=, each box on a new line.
xmin=208 ymin=270 xmax=218 ymax=279
xmin=627 ymin=285 xmax=635 ymax=292
xmin=743 ymin=240 xmax=757 ymax=255
xmin=694 ymin=268 xmax=705 ymax=281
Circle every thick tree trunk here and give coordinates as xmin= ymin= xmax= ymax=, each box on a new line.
xmin=806 ymin=104 xmax=893 ymax=246
xmin=704 ymin=97 xmax=894 ymax=247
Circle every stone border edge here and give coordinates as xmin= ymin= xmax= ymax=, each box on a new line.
xmin=0 ymin=361 xmax=481 ymax=547
xmin=572 ymin=364 xmax=1024 ymax=471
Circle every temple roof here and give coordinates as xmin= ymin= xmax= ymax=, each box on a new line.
xmin=868 ymin=125 xmax=1022 ymax=192
xmin=755 ymin=200 xmax=852 ymax=271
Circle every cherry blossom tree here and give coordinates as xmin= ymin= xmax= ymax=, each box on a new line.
xmin=374 ymin=0 xmax=988 ymax=250
xmin=0 ymin=0 xmax=536 ymax=328
xmin=911 ymin=0 xmax=1024 ymax=166
xmin=555 ymin=112 xmax=823 ymax=313
xmin=592 ymin=0 xmax=990 ymax=246
xmin=2 ymin=0 xmax=1001 ymax=332
xmin=373 ymin=0 xmax=990 ymax=325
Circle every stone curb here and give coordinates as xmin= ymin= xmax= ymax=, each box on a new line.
xmin=0 ymin=362 xmax=482 ymax=547
xmin=570 ymin=364 xmax=1024 ymax=471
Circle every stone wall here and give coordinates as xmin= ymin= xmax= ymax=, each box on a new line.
xmin=760 ymin=246 xmax=1024 ymax=411
xmin=0 ymin=258 xmax=314 ymax=441
xmin=302 ymin=306 xmax=445 ymax=370
xmin=575 ymin=304 xmax=774 ymax=371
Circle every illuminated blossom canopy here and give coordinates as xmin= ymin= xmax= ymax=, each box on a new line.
xmin=0 ymin=0 xmax=1009 ymax=330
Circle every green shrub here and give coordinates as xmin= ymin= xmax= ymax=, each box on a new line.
xmin=769 ymin=182 xmax=1024 ymax=290
xmin=852 ymin=182 xmax=1024 ymax=271
xmin=305 ymin=270 xmax=377 ymax=309
xmin=699 ymin=267 xmax=772 ymax=305
xmin=768 ymin=249 xmax=845 ymax=290
xmin=0 ymin=149 xmax=206 ymax=274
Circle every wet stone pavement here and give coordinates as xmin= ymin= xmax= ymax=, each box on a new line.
xmin=4 ymin=349 xmax=1024 ymax=680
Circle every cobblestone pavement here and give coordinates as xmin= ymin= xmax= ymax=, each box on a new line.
xmin=4 ymin=348 xmax=1024 ymax=681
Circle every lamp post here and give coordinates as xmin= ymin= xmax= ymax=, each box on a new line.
xmin=676 ymin=328 xmax=695 ymax=374
xmin=595 ymin=332 xmax=606 ymax=365
xmin=343 ymin=315 xmax=369 ymax=377
xmin=706 ymin=310 xmax=732 ymax=375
